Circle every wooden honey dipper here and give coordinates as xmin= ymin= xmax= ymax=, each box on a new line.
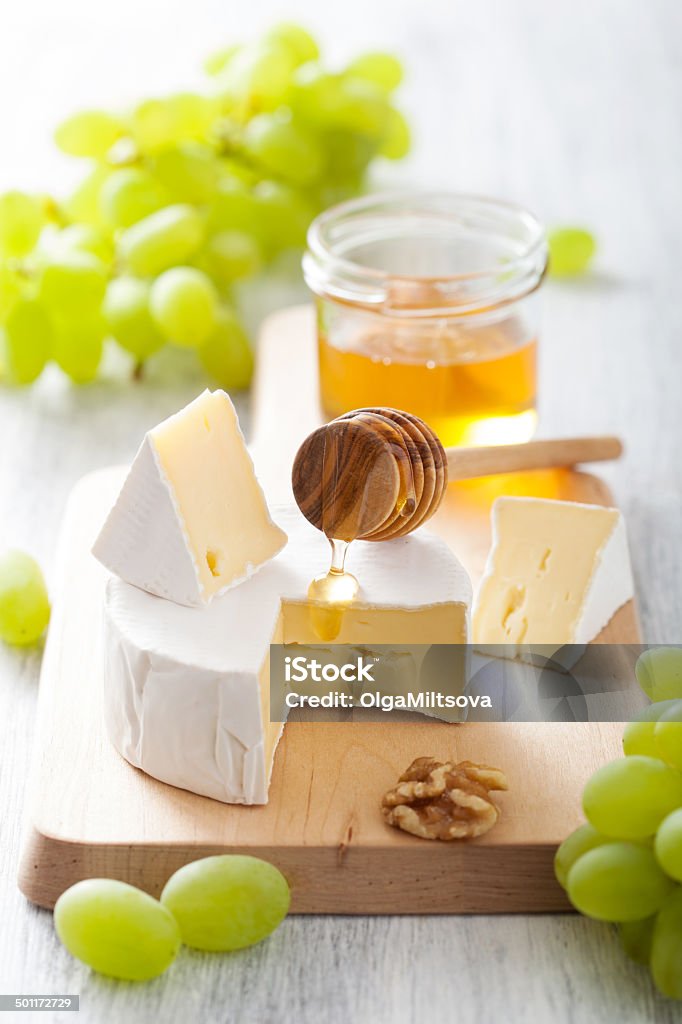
xmin=292 ymin=408 xmax=623 ymax=542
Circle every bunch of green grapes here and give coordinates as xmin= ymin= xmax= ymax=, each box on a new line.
xmin=55 ymin=855 xmax=290 ymax=980
xmin=0 ymin=24 xmax=409 ymax=390
xmin=556 ymin=646 xmax=682 ymax=1000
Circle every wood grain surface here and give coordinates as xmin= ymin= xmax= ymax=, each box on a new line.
xmin=2 ymin=2 xmax=681 ymax=1021
xmin=18 ymin=307 xmax=641 ymax=915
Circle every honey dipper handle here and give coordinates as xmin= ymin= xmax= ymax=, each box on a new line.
xmin=445 ymin=436 xmax=623 ymax=480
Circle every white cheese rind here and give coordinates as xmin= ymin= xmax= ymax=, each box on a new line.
xmin=103 ymin=506 xmax=472 ymax=805
xmin=92 ymin=390 xmax=286 ymax=608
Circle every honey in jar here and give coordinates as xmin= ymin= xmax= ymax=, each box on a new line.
xmin=304 ymin=193 xmax=547 ymax=447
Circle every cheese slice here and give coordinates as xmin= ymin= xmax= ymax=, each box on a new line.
xmin=473 ymin=497 xmax=634 ymax=652
xmin=93 ymin=390 xmax=286 ymax=607
xmin=103 ymin=506 xmax=472 ymax=805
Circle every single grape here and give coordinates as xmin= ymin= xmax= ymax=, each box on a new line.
xmin=583 ymin=756 xmax=682 ymax=839
xmin=242 ymin=114 xmax=323 ymax=186
xmin=566 ymin=842 xmax=674 ymax=921
xmin=621 ymin=700 xmax=678 ymax=757
xmin=0 ymin=191 xmax=45 ymax=257
xmin=655 ymin=808 xmax=682 ymax=881
xmin=636 ymin=647 xmax=682 ymax=702
xmin=160 ymin=854 xmax=290 ymax=951
xmin=164 ymin=93 xmax=217 ymax=140
xmin=207 ymin=182 xmax=267 ymax=242
xmin=548 ymin=227 xmax=596 ymax=277
xmin=54 ymin=879 xmax=180 ymax=981
xmin=619 ymin=916 xmax=656 ymax=965
xmin=130 ymin=98 xmax=177 ymax=153
xmin=55 ymin=110 xmax=124 ymax=159
xmin=99 ymin=168 xmax=168 ymax=229
xmin=52 ymin=316 xmax=105 ymax=384
xmin=331 ymin=78 xmax=389 ymax=138
xmin=651 ymin=888 xmax=682 ymax=999
xmin=151 ymin=144 xmax=221 ymax=204
xmin=203 ymin=230 xmax=261 ymax=282
xmin=253 ymin=180 xmax=313 ymax=254
xmin=103 ymin=278 xmax=165 ymax=360
xmin=2 ymin=298 xmax=53 ymax=385
xmin=199 ymin=309 xmax=254 ymax=389
xmin=654 ymin=701 xmax=682 ymax=769
xmin=380 ymin=107 xmax=411 ymax=160
xmin=149 ymin=267 xmax=218 ymax=348
xmin=291 ymin=65 xmax=346 ymax=125
xmin=554 ymin=823 xmax=611 ymax=890
xmin=322 ymin=131 xmax=377 ymax=185
xmin=345 ymin=52 xmax=404 ymax=93
xmin=38 ymin=251 xmax=107 ymax=318
xmin=118 ymin=204 xmax=204 ymax=277
xmin=265 ymin=23 xmax=319 ymax=66
xmin=213 ymin=41 xmax=295 ymax=112
xmin=0 ymin=550 xmax=50 ymax=646
xmin=64 ymin=165 xmax=111 ymax=228
xmin=56 ymin=224 xmax=114 ymax=265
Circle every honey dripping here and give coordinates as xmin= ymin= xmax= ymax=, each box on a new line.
xmin=306 ymin=422 xmax=416 ymax=641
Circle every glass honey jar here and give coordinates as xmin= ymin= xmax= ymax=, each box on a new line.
xmin=303 ymin=192 xmax=548 ymax=447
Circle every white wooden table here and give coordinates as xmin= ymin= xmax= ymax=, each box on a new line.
xmin=1 ymin=1 xmax=681 ymax=1020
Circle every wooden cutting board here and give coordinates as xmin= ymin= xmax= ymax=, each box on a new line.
xmin=18 ymin=306 xmax=642 ymax=914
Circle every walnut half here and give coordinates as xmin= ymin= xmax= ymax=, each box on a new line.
xmin=382 ymin=757 xmax=508 ymax=841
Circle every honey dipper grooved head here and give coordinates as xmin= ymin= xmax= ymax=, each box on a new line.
xmin=292 ymin=408 xmax=447 ymax=542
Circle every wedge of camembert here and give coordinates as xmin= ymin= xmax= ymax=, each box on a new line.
xmin=93 ymin=390 xmax=286 ymax=607
xmin=103 ymin=506 xmax=472 ymax=804
xmin=473 ymin=497 xmax=634 ymax=652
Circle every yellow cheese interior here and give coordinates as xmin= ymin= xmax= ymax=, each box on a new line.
xmin=152 ymin=391 xmax=286 ymax=601
xmin=474 ymin=499 xmax=619 ymax=645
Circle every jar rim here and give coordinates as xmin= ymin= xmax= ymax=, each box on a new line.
xmin=303 ymin=190 xmax=548 ymax=318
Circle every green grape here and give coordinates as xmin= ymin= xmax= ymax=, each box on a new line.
xmin=655 ymin=808 xmax=682 ymax=882
xmin=54 ymin=878 xmax=180 ymax=981
xmin=149 ymin=267 xmax=218 ymax=348
xmin=0 ymin=191 xmax=45 ymax=257
xmin=654 ymin=701 xmax=682 ymax=769
xmin=103 ymin=277 xmax=165 ymax=360
xmin=265 ymin=23 xmax=319 ymax=66
xmin=199 ymin=308 xmax=254 ymax=389
xmin=0 ymin=265 xmax=23 ymax=319
xmin=99 ymin=168 xmax=168 ymax=229
xmin=621 ymin=700 xmax=679 ymax=757
xmin=548 ymin=227 xmax=596 ymax=277
xmin=119 ymin=204 xmax=204 ymax=277
xmin=207 ymin=181 xmax=266 ymax=239
xmin=380 ymin=107 xmax=411 ymax=160
xmin=332 ymin=78 xmax=389 ymax=138
xmin=254 ymin=180 xmax=313 ymax=253
xmin=213 ymin=41 xmax=295 ymax=112
xmin=322 ymin=131 xmax=377 ymax=185
xmin=554 ymin=823 xmax=611 ymax=890
xmin=0 ymin=550 xmax=50 ymax=646
xmin=56 ymin=225 xmax=114 ymax=265
xmin=160 ymin=854 xmax=290 ymax=951
xmin=345 ymin=52 xmax=404 ymax=93
xmin=291 ymin=64 xmax=346 ymax=125
xmin=566 ymin=842 xmax=674 ymax=921
xmin=650 ymin=888 xmax=682 ymax=999
xmin=619 ymin=916 xmax=656 ymax=965
xmin=583 ymin=756 xmax=682 ymax=839
xmin=164 ymin=92 xmax=217 ymax=140
xmin=243 ymin=114 xmax=323 ymax=186
xmin=2 ymin=298 xmax=53 ymax=384
xmin=52 ymin=316 xmax=104 ymax=383
xmin=151 ymin=144 xmax=220 ymax=204
xmin=64 ymin=165 xmax=111 ymax=228
xmin=204 ymin=44 xmax=240 ymax=77
xmin=203 ymin=230 xmax=261 ymax=282
xmin=636 ymin=647 xmax=682 ymax=702
xmin=55 ymin=110 xmax=124 ymax=159
xmin=38 ymin=251 xmax=107 ymax=318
